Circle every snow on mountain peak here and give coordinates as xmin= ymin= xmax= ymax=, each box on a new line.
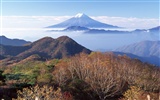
xmin=47 ymin=13 xmax=119 ymax=28
xmin=74 ymin=13 xmax=86 ymax=18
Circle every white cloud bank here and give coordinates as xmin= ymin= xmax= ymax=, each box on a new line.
xmin=92 ymin=16 xmax=159 ymax=29
xmin=0 ymin=16 xmax=71 ymax=28
xmin=0 ymin=16 xmax=159 ymax=50
xmin=1 ymin=16 xmax=159 ymax=29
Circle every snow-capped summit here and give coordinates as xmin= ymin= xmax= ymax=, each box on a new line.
xmin=47 ymin=13 xmax=119 ymax=28
xmin=74 ymin=13 xmax=86 ymax=18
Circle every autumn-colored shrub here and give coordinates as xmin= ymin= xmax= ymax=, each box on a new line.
xmin=123 ymin=86 xmax=160 ymax=100
xmin=14 ymin=85 xmax=73 ymax=100
xmin=1 ymin=52 xmax=160 ymax=100
xmin=53 ymin=52 xmax=160 ymax=100
xmin=123 ymin=86 xmax=143 ymax=100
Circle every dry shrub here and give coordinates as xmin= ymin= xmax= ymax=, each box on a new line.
xmin=14 ymin=85 xmax=73 ymax=100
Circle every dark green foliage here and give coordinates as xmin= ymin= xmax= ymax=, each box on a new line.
xmin=0 ymin=70 xmax=5 ymax=85
xmin=66 ymin=79 xmax=95 ymax=100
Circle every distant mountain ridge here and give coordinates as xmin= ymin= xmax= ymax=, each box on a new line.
xmin=0 ymin=44 xmax=30 ymax=56
xmin=132 ymin=26 xmax=160 ymax=33
xmin=115 ymin=40 xmax=160 ymax=57
xmin=47 ymin=13 xmax=119 ymax=28
xmin=50 ymin=26 xmax=128 ymax=34
xmin=149 ymin=26 xmax=160 ymax=33
xmin=64 ymin=26 xmax=89 ymax=31
xmin=50 ymin=25 xmax=159 ymax=34
xmin=113 ymin=51 xmax=160 ymax=66
xmin=0 ymin=36 xmax=31 ymax=46
xmin=115 ymin=40 xmax=160 ymax=66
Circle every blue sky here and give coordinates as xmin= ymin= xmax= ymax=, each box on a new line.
xmin=0 ymin=0 xmax=159 ymax=50
xmin=1 ymin=0 xmax=159 ymax=18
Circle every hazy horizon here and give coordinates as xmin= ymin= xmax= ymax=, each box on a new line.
xmin=0 ymin=0 xmax=159 ymax=50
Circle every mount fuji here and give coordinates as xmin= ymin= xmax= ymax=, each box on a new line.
xmin=47 ymin=13 xmax=119 ymax=28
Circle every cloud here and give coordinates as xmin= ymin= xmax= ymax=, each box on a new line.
xmin=1 ymin=16 xmax=159 ymax=50
xmin=1 ymin=16 xmax=71 ymax=28
xmin=91 ymin=16 xmax=159 ymax=29
xmin=1 ymin=16 xmax=159 ymax=29
xmin=1 ymin=15 xmax=159 ymax=42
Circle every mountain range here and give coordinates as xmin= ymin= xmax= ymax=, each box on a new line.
xmin=115 ymin=40 xmax=160 ymax=57
xmin=51 ymin=26 xmax=128 ymax=34
xmin=148 ymin=26 xmax=159 ymax=33
xmin=114 ymin=40 xmax=160 ymax=66
xmin=50 ymin=25 xmax=159 ymax=34
xmin=47 ymin=13 xmax=119 ymax=28
xmin=133 ymin=26 xmax=160 ymax=33
xmin=0 ymin=36 xmax=31 ymax=46
xmin=0 ymin=36 xmax=91 ymax=66
xmin=1 ymin=36 xmax=159 ymax=66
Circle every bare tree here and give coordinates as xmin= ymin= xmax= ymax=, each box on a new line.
xmin=53 ymin=67 xmax=68 ymax=86
xmin=16 ymin=85 xmax=65 ymax=100
xmin=68 ymin=53 xmax=91 ymax=80
xmin=67 ymin=52 xmax=125 ymax=100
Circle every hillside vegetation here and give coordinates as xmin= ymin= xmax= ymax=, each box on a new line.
xmin=0 ymin=52 xmax=159 ymax=100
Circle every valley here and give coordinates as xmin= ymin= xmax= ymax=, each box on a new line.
xmin=0 ymin=36 xmax=159 ymax=100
